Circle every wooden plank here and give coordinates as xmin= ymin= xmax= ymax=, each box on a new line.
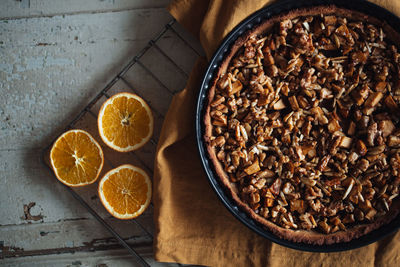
xmin=0 ymin=147 xmax=156 ymax=226
xmin=0 ymin=1 xmax=203 ymax=264
xmin=0 ymin=149 xmax=91 ymax=226
xmin=0 ymin=0 xmax=170 ymax=20
xmin=0 ymin=8 xmax=172 ymax=149
xmin=0 ymin=216 xmax=152 ymax=255
xmin=0 ymin=8 xmax=197 ymax=228
xmin=0 ymin=10 xmax=177 ymax=225
xmin=2 ymin=247 xmax=178 ymax=267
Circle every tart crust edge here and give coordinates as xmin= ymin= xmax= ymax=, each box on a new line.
xmin=203 ymin=5 xmax=400 ymax=245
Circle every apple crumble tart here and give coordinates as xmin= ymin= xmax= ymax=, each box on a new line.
xmin=204 ymin=6 xmax=400 ymax=244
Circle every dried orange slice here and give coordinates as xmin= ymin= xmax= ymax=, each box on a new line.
xmin=50 ymin=129 xmax=104 ymax=187
xmin=98 ymin=164 xmax=152 ymax=219
xmin=98 ymin=92 xmax=153 ymax=152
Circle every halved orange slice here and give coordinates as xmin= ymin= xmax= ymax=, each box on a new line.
xmin=50 ymin=129 xmax=104 ymax=187
xmin=98 ymin=92 xmax=154 ymax=152
xmin=98 ymin=164 xmax=152 ymax=219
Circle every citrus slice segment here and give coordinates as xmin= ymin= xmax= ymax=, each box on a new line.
xmin=50 ymin=129 xmax=104 ymax=187
xmin=98 ymin=92 xmax=154 ymax=152
xmin=98 ymin=164 xmax=152 ymax=219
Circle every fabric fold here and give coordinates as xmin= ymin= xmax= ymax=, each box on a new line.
xmin=154 ymin=0 xmax=400 ymax=266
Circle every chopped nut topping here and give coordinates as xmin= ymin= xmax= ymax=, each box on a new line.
xmin=379 ymin=120 xmax=395 ymax=138
xmin=273 ymin=99 xmax=286 ymax=110
xmin=356 ymin=140 xmax=368 ymax=156
xmin=288 ymin=95 xmax=300 ymax=111
xmin=339 ymin=136 xmax=353 ymax=148
xmin=208 ymin=13 xmax=400 ymax=235
xmin=244 ymin=159 xmax=260 ymax=175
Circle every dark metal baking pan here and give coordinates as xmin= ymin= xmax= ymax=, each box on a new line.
xmin=195 ymin=0 xmax=400 ymax=252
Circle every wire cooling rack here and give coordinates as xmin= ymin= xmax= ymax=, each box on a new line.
xmin=41 ymin=19 xmax=203 ymax=266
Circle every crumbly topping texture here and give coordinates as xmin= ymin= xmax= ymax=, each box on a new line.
xmin=208 ymin=13 xmax=400 ymax=236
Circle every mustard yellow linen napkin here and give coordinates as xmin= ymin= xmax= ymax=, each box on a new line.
xmin=153 ymin=1 xmax=400 ymax=266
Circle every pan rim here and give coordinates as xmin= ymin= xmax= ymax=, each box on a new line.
xmin=195 ymin=0 xmax=400 ymax=252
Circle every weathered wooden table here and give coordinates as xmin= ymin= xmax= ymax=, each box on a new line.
xmin=0 ymin=1 xmax=204 ymax=266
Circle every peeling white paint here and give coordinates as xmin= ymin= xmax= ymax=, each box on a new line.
xmin=24 ymin=56 xmax=46 ymax=70
xmin=6 ymin=73 xmax=21 ymax=81
xmin=20 ymin=0 xmax=31 ymax=9
xmin=44 ymin=56 xmax=74 ymax=67
xmin=1 ymin=0 xmax=170 ymax=20
xmin=0 ymin=1 xmax=202 ymax=263
xmin=23 ymin=56 xmax=75 ymax=71
xmin=0 ymin=63 xmax=13 ymax=74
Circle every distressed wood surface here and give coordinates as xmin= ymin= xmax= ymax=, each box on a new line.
xmin=0 ymin=0 xmax=170 ymax=20
xmin=0 ymin=0 xmax=203 ymax=266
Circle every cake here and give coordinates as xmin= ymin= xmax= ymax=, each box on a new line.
xmin=203 ymin=6 xmax=400 ymax=245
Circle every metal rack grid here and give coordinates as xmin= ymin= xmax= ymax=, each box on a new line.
xmin=41 ymin=19 xmax=203 ymax=267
